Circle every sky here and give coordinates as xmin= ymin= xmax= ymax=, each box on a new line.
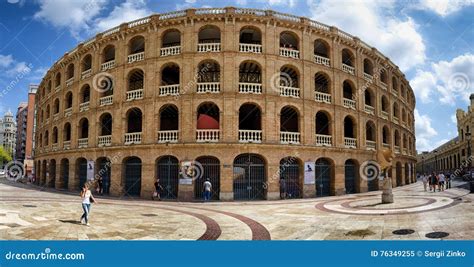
xmin=0 ymin=0 xmax=473 ymax=153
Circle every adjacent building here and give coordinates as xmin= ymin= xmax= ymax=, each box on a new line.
xmin=0 ymin=110 xmax=17 ymax=158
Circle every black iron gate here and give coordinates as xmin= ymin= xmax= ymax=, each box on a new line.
xmin=124 ymin=157 xmax=141 ymax=196
xmin=233 ymin=154 xmax=266 ymax=200
xmin=368 ymin=176 xmax=379 ymax=191
xmin=157 ymin=156 xmax=179 ymax=199
xmin=315 ymin=159 xmax=331 ymax=197
xmin=279 ymin=157 xmax=301 ymax=199
xmin=61 ymin=160 xmax=69 ymax=189
xmin=345 ymin=160 xmax=356 ymax=194
xmin=98 ymin=159 xmax=111 ymax=195
xmin=194 ymin=157 xmax=220 ymax=200
xmin=77 ymin=159 xmax=87 ymax=190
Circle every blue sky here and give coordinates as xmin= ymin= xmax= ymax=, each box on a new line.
xmin=0 ymin=0 xmax=473 ymax=152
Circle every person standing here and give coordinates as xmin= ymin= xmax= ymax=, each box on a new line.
xmin=203 ymin=178 xmax=212 ymax=202
xmin=438 ymin=173 xmax=445 ymax=191
xmin=447 ymin=173 xmax=454 ymax=189
xmin=430 ymin=172 xmax=437 ymax=192
xmin=152 ymin=178 xmax=163 ymax=201
xmin=97 ymin=176 xmax=103 ymax=195
xmin=422 ymin=173 xmax=428 ymax=191
xmin=80 ymin=184 xmax=97 ymax=226
xmin=280 ymin=177 xmax=287 ymax=199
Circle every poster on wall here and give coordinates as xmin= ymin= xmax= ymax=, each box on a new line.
xmin=304 ymin=162 xmax=315 ymax=185
xmin=179 ymin=161 xmax=193 ymax=185
xmin=87 ymin=160 xmax=95 ymax=181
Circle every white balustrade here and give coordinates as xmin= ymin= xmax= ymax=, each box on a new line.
xmin=279 ymin=47 xmax=299 ymax=59
xmin=344 ymin=137 xmax=357 ymax=148
xmin=157 ymin=130 xmax=179 ymax=143
xmin=52 ymin=143 xmax=59 ymax=151
xmin=197 ymin=43 xmax=221 ymax=52
xmin=343 ymin=98 xmax=356 ymax=109
xmin=127 ymin=52 xmax=144 ymax=63
xmin=314 ymin=55 xmax=330 ymax=66
xmin=63 ymin=141 xmax=71 ymax=150
xmin=394 ymin=146 xmax=401 ymax=154
xmin=383 ymin=143 xmax=390 ymax=149
xmin=126 ymin=89 xmax=143 ymax=101
xmin=99 ymin=95 xmax=113 ymax=106
xmin=78 ymin=138 xmax=88 ymax=148
xmin=364 ymin=104 xmax=375 ymax=115
xmin=53 ymin=113 xmax=59 ymax=121
xmin=81 ymin=69 xmax=92 ymax=79
xmin=238 ymin=130 xmax=262 ymax=143
xmin=315 ymin=92 xmax=331 ymax=104
xmin=159 ymin=84 xmax=180 ymax=96
xmin=363 ymin=73 xmax=373 ymax=81
xmin=239 ymin=43 xmax=262 ymax=53
xmin=280 ymin=86 xmax=300 ymax=98
xmin=197 ymin=82 xmax=220 ymax=93
xmin=393 ymin=117 xmax=400 ymax=124
xmin=160 ymin=46 xmax=181 ymax=57
xmin=55 ymin=85 xmax=61 ymax=92
xmin=239 ymin=83 xmax=262 ymax=94
xmin=381 ymin=82 xmax=387 ymax=90
xmin=392 ymin=89 xmax=398 ymax=96
xmin=98 ymin=135 xmax=112 ymax=147
xmin=66 ymin=78 xmax=74 ymax=87
xmin=101 ymin=60 xmax=116 ymax=71
xmin=124 ymin=132 xmax=142 ymax=145
xmin=402 ymin=148 xmax=408 ymax=155
xmin=196 ymin=129 xmax=220 ymax=142
xmin=380 ymin=111 xmax=389 ymax=120
xmin=64 ymin=107 xmax=72 ymax=117
xmin=315 ymin=134 xmax=332 ymax=146
xmin=366 ymin=140 xmax=376 ymax=151
xmin=280 ymin=132 xmax=300 ymax=144
xmin=79 ymin=102 xmax=90 ymax=112
xmin=342 ymin=64 xmax=355 ymax=75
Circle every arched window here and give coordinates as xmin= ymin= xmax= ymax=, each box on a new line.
xmin=159 ymin=105 xmax=179 ymax=131
xmin=380 ymin=69 xmax=388 ymax=84
xmin=63 ymin=123 xmax=71 ymax=141
xmin=381 ymin=95 xmax=389 ymax=113
xmin=129 ymin=36 xmax=145 ymax=54
xmin=55 ymin=73 xmax=61 ymax=88
xmin=103 ymin=45 xmax=115 ymax=63
xmin=238 ymin=104 xmax=262 ymax=143
xmin=81 ymin=54 xmax=92 ymax=72
xmin=198 ymin=25 xmax=221 ymax=44
xmin=382 ymin=126 xmax=390 ymax=144
xmin=162 ymin=29 xmax=181 ymax=48
xmin=279 ymin=31 xmax=299 ymax=58
xmin=65 ymin=92 xmax=73 ymax=109
xmin=79 ymin=118 xmax=89 ymax=138
xmin=314 ymin=39 xmax=329 ymax=58
xmin=363 ymin=58 xmax=374 ymax=75
xmin=315 ymin=72 xmax=330 ymax=94
xmin=344 ymin=116 xmax=356 ymax=138
xmin=53 ymin=99 xmax=60 ymax=114
xmin=128 ymin=69 xmax=144 ymax=91
xmin=52 ymin=127 xmax=58 ymax=144
xmin=280 ymin=106 xmax=299 ymax=144
xmin=126 ymin=108 xmax=142 ymax=133
xmin=342 ymin=49 xmax=354 ymax=67
xmin=80 ymin=85 xmax=90 ymax=103
xmin=343 ymin=80 xmax=354 ymax=99
xmin=161 ymin=64 xmax=180 ymax=85
xmin=99 ymin=113 xmax=112 ymax=136
xmin=240 ymin=27 xmax=261 ymax=45
xmin=239 ymin=61 xmax=261 ymax=84
xmin=280 ymin=65 xmax=299 ymax=88
xmin=197 ymin=60 xmax=220 ymax=83
xmin=66 ymin=64 xmax=74 ymax=80
xmin=366 ymin=121 xmax=375 ymax=141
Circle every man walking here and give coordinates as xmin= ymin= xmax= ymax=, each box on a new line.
xmin=203 ymin=178 xmax=212 ymax=202
xmin=422 ymin=173 xmax=428 ymax=191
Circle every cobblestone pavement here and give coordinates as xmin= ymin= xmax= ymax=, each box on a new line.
xmin=1 ymin=180 xmax=472 ymax=240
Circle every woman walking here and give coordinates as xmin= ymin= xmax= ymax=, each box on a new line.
xmin=80 ymin=184 xmax=97 ymax=226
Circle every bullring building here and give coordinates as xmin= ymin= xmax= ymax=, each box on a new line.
xmin=34 ymin=7 xmax=416 ymax=201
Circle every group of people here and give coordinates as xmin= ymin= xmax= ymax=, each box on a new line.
xmin=152 ymin=177 xmax=213 ymax=201
xmin=420 ymin=172 xmax=453 ymax=192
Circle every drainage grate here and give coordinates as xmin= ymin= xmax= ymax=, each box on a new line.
xmin=22 ymin=205 xmax=37 ymax=208
xmin=141 ymin=214 xmax=158 ymax=217
xmin=392 ymin=229 xmax=415 ymax=235
xmin=425 ymin=232 xmax=449 ymax=239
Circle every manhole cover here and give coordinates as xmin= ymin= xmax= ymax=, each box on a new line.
xmin=392 ymin=229 xmax=415 ymax=235
xmin=141 ymin=214 xmax=157 ymax=217
xmin=22 ymin=205 xmax=37 ymax=208
xmin=425 ymin=232 xmax=449 ymax=239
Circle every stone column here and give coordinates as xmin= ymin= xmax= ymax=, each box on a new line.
xmin=109 ymin=161 xmax=123 ymax=197
xmin=141 ymin=160 xmax=155 ymax=199
xmin=267 ymin=161 xmax=280 ymax=200
xmin=219 ymin=163 xmax=233 ymax=201
xmin=68 ymin=161 xmax=78 ymax=191
xmin=334 ymin=163 xmax=345 ymax=195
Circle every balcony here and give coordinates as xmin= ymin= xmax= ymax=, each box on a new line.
xmin=197 ymin=82 xmax=220 ymax=94
xmin=128 ymin=52 xmax=144 ymax=63
xmin=196 ymin=129 xmax=220 ymax=142
xmin=279 ymin=47 xmax=299 ymax=59
xmin=366 ymin=140 xmax=376 ymax=151
xmin=65 ymin=78 xmax=74 ymax=87
xmin=99 ymin=96 xmax=113 ymax=106
xmin=363 ymin=73 xmax=373 ymax=81
xmin=64 ymin=107 xmax=72 ymax=117
xmin=53 ymin=113 xmax=59 ymax=121
xmin=239 ymin=83 xmax=262 ymax=94
xmin=343 ymin=98 xmax=356 ymax=109
xmin=79 ymin=102 xmax=90 ymax=112
xmin=344 ymin=137 xmax=357 ymax=148
xmin=124 ymin=132 xmax=142 ymax=145
xmin=392 ymin=89 xmax=398 ymax=96
xmin=402 ymin=148 xmax=408 ymax=155
xmin=81 ymin=69 xmax=92 ymax=80
xmin=101 ymin=60 xmax=116 ymax=71
xmin=382 ymin=143 xmax=390 ymax=149
xmin=315 ymin=92 xmax=331 ymax=104
xmin=78 ymin=138 xmax=88 ymax=148
xmin=280 ymin=86 xmax=300 ymax=98
xmin=280 ymin=132 xmax=300 ymax=144
xmin=239 ymin=43 xmax=262 ymax=53
xmin=55 ymin=85 xmax=61 ymax=92
xmin=52 ymin=143 xmax=59 ymax=151
xmin=314 ymin=55 xmax=330 ymax=67
xmin=342 ymin=64 xmax=355 ymax=75
xmin=364 ymin=104 xmax=375 ymax=115
xmin=380 ymin=111 xmax=389 ymax=120
xmin=157 ymin=130 xmax=178 ymax=143
xmin=197 ymin=43 xmax=220 ymax=52
xmin=238 ymin=130 xmax=262 ymax=143
xmin=316 ymin=134 xmax=332 ymax=146
xmin=98 ymin=135 xmax=112 ymax=147
xmin=381 ymin=82 xmax=387 ymax=90
xmin=393 ymin=117 xmax=400 ymax=124
xmin=159 ymin=84 xmax=180 ymax=96
xmin=160 ymin=46 xmax=181 ymax=57
xmin=126 ymin=89 xmax=143 ymax=101
xmin=394 ymin=146 xmax=401 ymax=154
xmin=63 ymin=141 xmax=71 ymax=150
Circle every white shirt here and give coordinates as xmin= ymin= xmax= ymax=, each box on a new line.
xmin=204 ymin=181 xmax=212 ymax=192
xmin=82 ymin=190 xmax=91 ymax=204
xmin=439 ymin=174 xmax=446 ymax=182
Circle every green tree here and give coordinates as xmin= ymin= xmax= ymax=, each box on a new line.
xmin=0 ymin=146 xmax=12 ymax=163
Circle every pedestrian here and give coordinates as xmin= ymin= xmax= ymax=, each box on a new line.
xmin=280 ymin=177 xmax=287 ymax=199
xmin=152 ymin=178 xmax=163 ymax=201
xmin=203 ymin=178 xmax=212 ymax=201
xmin=422 ymin=173 xmax=428 ymax=191
xmin=447 ymin=173 xmax=454 ymax=189
xmin=80 ymin=184 xmax=97 ymax=226
xmin=430 ymin=172 xmax=437 ymax=192
xmin=439 ymin=173 xmax=445 ymax=191
xmin=97 ymin=176 xmax=103 ymax=195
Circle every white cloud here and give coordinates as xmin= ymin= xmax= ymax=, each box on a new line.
xmin=0 ymin=54 xmax=31 ymax=77
xmin=418 ymin=0 xmax=474 ymax=17
xmin=411 ymin=53 xmax=474 ymax=105
xmin=93 ymin=0 xmax=151 ymax=33
xmin=415 ymin=109 xmax=439 ymax=151
xmin=451 ymin=114 xmax=457 ymax=124
xmin=307 ymin=0 xmax=426 ymax=72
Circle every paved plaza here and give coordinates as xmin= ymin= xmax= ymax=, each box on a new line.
xmin=0 ymin=179 xmax=472 ymax=240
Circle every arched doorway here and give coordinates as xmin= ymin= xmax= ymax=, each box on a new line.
xmin=156 ymin=156 xmax=179 ymax=199
xmin=279 ymin=157 xmax=301 ymax=199
xmin=233 ymin=154 xmax=266 ymax=200
xmin=315 ymin=158 xmax=332 ymax=197
xmin=344 ymin=159 xmax=357 ymax=194
xmin=123 ymin=157 xmax=142 ymax=196
xmin=76 ymin=158 xmax=87 ymax=190
xmin=97 ymin=157 xmax=112 ymax=195
xmin=194 ymin=156 xmax=220 ymax=200
xmin=49 ymin=159 xmax=56 ymax=188
xmin=368 ymin=174 xmax=379 ymax=191
xmin=60 ymin=159 xmax=69 ymax=189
